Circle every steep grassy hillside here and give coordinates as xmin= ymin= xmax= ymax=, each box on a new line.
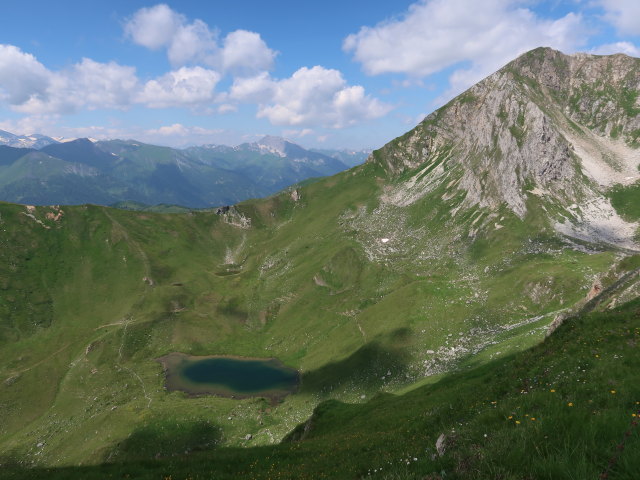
xmin=0 ymin=158 xmax=634 ymax=468
xmin=4 ymin=297 xmax=639 ymax=479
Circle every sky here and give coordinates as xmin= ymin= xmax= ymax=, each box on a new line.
xmin=0 ymin=0 xmax=639 ymax=150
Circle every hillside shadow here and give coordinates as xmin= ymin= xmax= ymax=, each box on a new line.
xmin=106 ymin=419 xmax=222 ymax=463
xmin=300 ymin=329 xmax=412 ymax=397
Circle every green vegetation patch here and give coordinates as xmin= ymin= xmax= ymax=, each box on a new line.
xmin=608 ymin=182 xmax=640 ymax=221
xmin=4 ymin=298 xmax=638 ymax=479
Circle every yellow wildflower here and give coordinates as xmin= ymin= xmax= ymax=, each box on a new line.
xmin=568 ymin=402 xmax=574 ymax=407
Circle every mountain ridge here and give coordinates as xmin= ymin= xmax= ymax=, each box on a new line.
xmin=369 ymin=47 xmax=639 ymax=250
xmin=0 ymin=135 xmax=352 ymax=208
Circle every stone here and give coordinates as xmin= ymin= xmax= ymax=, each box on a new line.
xmin=436 ymin=433 xmax=447 ymax=457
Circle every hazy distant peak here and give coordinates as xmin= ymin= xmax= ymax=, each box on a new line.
xmin=255 ymin=135 xmax=293 ymax=157
xmin=0 ymin=129 xmax=58 ymax=149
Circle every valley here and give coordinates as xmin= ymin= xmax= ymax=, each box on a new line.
xmin=0 ymin=47 xmax=639 ymax=479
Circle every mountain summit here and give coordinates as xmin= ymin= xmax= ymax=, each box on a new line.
xmin=371 ymin=47 xmax=640 ymax=249
xmin=255 ymin=135 xmax=290 ymax=157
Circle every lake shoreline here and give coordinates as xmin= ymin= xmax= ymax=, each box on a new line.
xmin=156 ymin=352 xmax=300 ymax=404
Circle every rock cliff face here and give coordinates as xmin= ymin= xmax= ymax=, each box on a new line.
xmin=370 ymin=47 xmax=640 ymax=249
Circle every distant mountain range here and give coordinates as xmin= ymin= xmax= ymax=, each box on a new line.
xmin=0 ymin=129 xmax=59 ymax=149
xmin=0 ymin=133 xmax=369 ymax=207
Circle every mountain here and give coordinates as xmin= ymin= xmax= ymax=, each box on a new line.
xmin=1 ymin=47 xmax=639 ymax=477
xmin=0 ymin=130 xmax=58 ymax=149
xmin=311 ymin=147 xmax=372 ymax=167
xmin=372 ymin=47 xmax=639 ymax=250
xmin=185 ymin=135 xmax=348 ymax=192
xmin=0 ymin=135 xmax=349 ymax=207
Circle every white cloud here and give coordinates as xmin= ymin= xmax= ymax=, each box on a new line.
xmin=167 ymin=19 xmax=218 ymax=66
xmin=344 ymin=0 xmax=587 ymax=99
xmin=138 ymin=66 xmax=221 ymax=108
xmin=229 ymin=72 xmax=275 ymax=103
xmin=124 ymin=4 xmax=218 ymax=66
xmin=147 ymin=123 xmax=190 ymax=136
xmin=0 ymin=44 xmax=226 ymax=113
xmin=71 ymin=59 xmax=139 ymax=110
xmin=0 ymin=44 xmax=51 ymax=105
xmin=222 ymin=30 xmax=276 ymax=74
xmin=283 ymin=128 xmax=314 ymax=138
xmin=249 ymin=66 xmax=391 ymax=128
xmin=0 ymin=115 xmax=60 ymax=136
xmin=123 ymin=4 xmax=182 ymax=49
xmin=218 ymin=103 xmax=238 ymax=114
xmin=0 ymin=116 xmax=137 ymax=142
xmin=591 ymin=41 xmax=640 ymax=57
xmin=124 ymin=4 xmax=275 ymax=73
xmin=0 ymin=45 xmax=138 ymax=114
xmin=598 ymin=0 xmax=640 ymax=36
xmin=142 ymin=123 xmax=225 ymax=146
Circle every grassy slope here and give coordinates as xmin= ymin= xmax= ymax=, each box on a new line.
xmin=0 ymin=159 xmax=634 ymax=469
xmin=3 ymin=297 xmax=638 ymax=480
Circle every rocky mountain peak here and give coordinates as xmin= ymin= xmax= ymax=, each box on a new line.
xmin=370 ymin=47 xmax=640 ymax=250
xmin=0 ymin=129 xmax=58 ymax=149
xmin=256 ymin=135 xmax=291 ymax=157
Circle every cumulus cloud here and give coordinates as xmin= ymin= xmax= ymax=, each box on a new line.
xmin=0 ymin=45 xmax=139 ymax=114
xmin=0 ymin=44 xmax=227 ymax=113
xmin=283 ymin=128 xmax=314 ymax=138
xmin=218 ymin=103 xmax=238 ymax=114
xmin=231 ymin=66 xmax=391 ymax=128
xmin=229 ymin=71 xmax=275 ymax=103
xmin=598 ymin=0 xmax=640 ymax=36
xmin=146 ymin=123 xmax=190 ymax=136
xmin=1 ymin=22 xmax=386 ymax=131
xmin=146 ymin=123 xmax=223 ymax=137
xmin=0 ymin=115 xmax=60 ymax=137
xmin=123 ymin=4 xmax=182 ymax=49
xmin=344 ymin=0 xmax=587 ymax=99
xmin=124 ymin=4 xmax=275 ymax=73
xmin=591 ymin=41 xmax=640 ymax=57
xmin=222 ymin=30 xmax=277 ymax=74
xmin=142 ymin=123 xmax=225 ymax=146
xmin=0 ymin=44 xmax=51 ymax=105
xmin=138 ymin=66 xmax=221 ymax=108
xmin=71 ymin=59 xmax=138 ymax=110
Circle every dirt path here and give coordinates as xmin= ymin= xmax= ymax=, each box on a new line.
xmin=115 ymin=315 xmax=153 ymax=408
xmin=7 ymin=342 xmax=73 ymax=377
xmin=104 ymin=209 xmax=154 ymax=408
xmin=355 ymin=318 xmax=367 ymax=342
xmin=103 ymin=209 xmax=151 ymax=278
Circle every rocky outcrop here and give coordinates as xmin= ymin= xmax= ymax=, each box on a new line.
xmin=370 ymin=47 xmax=640 ymax=249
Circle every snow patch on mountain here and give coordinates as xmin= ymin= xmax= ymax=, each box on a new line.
xmin=0 ymin=130 xmax=58 ymax=149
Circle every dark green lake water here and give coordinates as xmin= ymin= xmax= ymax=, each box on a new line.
xmin=157 ymin=353 xmax=299 ymax=399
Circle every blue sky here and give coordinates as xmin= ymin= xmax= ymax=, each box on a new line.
xmin=0 ymin=0 xmax=638 ymax=149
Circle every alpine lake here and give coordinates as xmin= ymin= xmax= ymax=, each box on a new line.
xmin=157 ymin=353 xmax=300 ymax=401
